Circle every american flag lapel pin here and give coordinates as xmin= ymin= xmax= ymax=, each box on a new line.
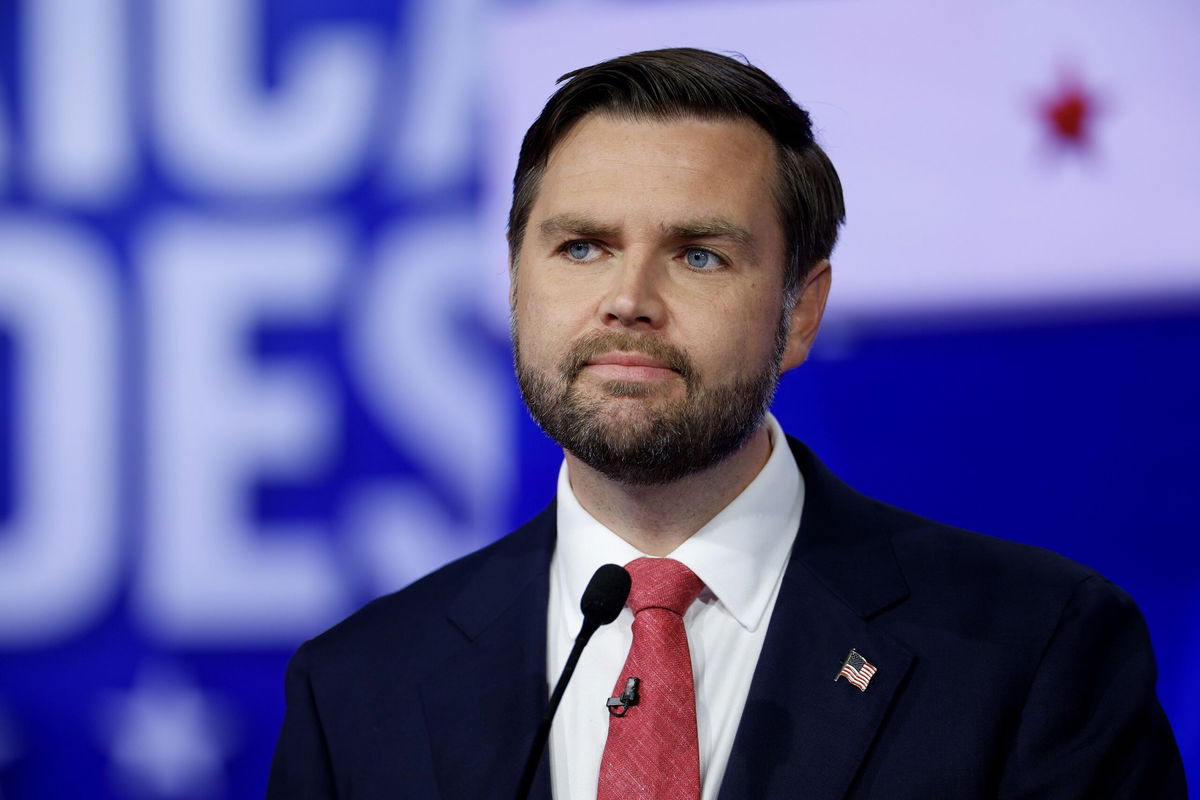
xmin=835 ymin=648 xmax=877 ymax=692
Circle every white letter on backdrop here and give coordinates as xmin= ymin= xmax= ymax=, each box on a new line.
xmin=139 ymin=215 xmax=348 ymax=643
xmin=25 ymin=0 xmax=131 ymax=204
xmin=151 ymin=0 xmax=382 ymax=199
xmin=0 ymin=217 xmax=119 ymax=644
xmin=345 ymin=217 xmax=512 ymax=591
xmin=387 ymin=0 xmax=484 ymax=192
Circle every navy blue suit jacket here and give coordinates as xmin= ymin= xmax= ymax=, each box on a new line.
xmin=268 ymin=438 xmax=1186 ymax=798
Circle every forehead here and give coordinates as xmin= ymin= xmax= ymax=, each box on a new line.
xmin=528 ymin=114 xmax=781 ymax=239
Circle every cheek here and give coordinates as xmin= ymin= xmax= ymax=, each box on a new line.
xmin=517 ymin=269 xmax=596 ymax=337
xmin=514 ymin=293 xmax=570 ymax=367
xmin=685 ymin=295 xmax=780 ymax=367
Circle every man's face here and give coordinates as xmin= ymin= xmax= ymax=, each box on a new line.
xmin=511 ymin=114 xmax=812 ymax=485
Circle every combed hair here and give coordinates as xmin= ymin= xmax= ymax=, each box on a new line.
xmin=506 ymin=48 xmax=846 ymax=297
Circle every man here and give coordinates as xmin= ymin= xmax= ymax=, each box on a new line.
xmin=268 ymin=48 xmax=1186 ymax=798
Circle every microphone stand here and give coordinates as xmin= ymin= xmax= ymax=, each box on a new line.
xmin=514 ymin=563 xmax=629 ymax=800
xmin=513 ymin=614 xmax=603 ymax=800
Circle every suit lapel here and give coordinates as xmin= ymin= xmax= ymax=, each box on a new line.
xmin=717 ymin=562 xmax=913 ymax=800
xmin=719 ymin=439 xmax=914 ymax=800
xmin=419 ymin=505 xmax=557 ymax=800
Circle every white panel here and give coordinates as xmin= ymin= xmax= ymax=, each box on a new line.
xmin=485 ymin=0 xmax=1200 ymax=319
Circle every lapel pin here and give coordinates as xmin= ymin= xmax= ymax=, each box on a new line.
xmin=835 ymin=648 xmax=877 ymax=692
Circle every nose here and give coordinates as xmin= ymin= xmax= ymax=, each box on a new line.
xmin=599 ymin=250 xmax=665 ymax=329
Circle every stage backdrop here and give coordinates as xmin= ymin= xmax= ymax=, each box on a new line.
xmin=0 ymin=1 xmax=1196 ymax=797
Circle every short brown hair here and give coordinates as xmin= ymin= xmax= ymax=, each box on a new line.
xmin=506 ymin=48 xmax=845 ymax=297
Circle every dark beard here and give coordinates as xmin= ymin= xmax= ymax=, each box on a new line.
xmin=514 ymin=326 xmax=786 ymax=486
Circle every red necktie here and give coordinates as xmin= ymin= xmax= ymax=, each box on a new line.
xmin=597 ymin=557 xmax=705 ymax=800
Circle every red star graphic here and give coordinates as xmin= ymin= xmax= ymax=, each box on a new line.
xmin=1037 ymin=67 xmax=1103 ymax=153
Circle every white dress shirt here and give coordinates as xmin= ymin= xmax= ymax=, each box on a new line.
xmin=546 ymin=413 xmax=804 ymax=800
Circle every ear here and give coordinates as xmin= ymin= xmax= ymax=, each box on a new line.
xmin=779 ymin=259 xmax=832 ymax=373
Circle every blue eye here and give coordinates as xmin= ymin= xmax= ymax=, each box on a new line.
xmin=685 ymin=248 xmax=722 ymax=269
xmin=566 ymin=241 xmax=595 ymax=261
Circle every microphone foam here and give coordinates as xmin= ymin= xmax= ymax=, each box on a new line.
xmin=580 ymin=564 xmax=631 ymax=625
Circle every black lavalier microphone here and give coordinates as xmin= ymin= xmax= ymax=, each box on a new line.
xmin=514 ymin=564 xmax=631 ymax=800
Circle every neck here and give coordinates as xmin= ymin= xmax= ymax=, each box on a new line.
xmin=564 ymin=424 xmax=773 ymax=556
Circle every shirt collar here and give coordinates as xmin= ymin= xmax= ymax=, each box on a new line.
xmin=555 ymin=413 xmax=803 ymax=632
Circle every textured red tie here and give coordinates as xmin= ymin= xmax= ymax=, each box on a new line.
xmin=597 ymin=557 xmax=705 ymax=800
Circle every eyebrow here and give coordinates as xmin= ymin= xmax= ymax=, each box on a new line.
xmin=665 ymin=219 xmax=757 ymax=253
xmin=538 ymin=213 xmax=759 ymax=255
xmin=538 ymin=213 xmax=619 ymax=241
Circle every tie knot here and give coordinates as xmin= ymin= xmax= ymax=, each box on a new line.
xmin=624 ymin=558 xmax=704 ymax=616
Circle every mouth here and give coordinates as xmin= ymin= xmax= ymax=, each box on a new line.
xmin=582 ymin=351 xmax=680 ymax=382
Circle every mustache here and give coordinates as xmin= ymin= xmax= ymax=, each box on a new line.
xmin=561 ymin=331 xmax=697 ymax=387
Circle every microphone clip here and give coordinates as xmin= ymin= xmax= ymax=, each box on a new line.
xmin=606 ymin=677 xmax=640 ymax=717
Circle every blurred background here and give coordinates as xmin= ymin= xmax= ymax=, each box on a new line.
xmin=0 ymin=0 xmax=1197 ymax=796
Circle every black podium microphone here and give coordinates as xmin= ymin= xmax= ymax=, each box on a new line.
xmin=514 ymin=564 xmax=631 ymax=800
